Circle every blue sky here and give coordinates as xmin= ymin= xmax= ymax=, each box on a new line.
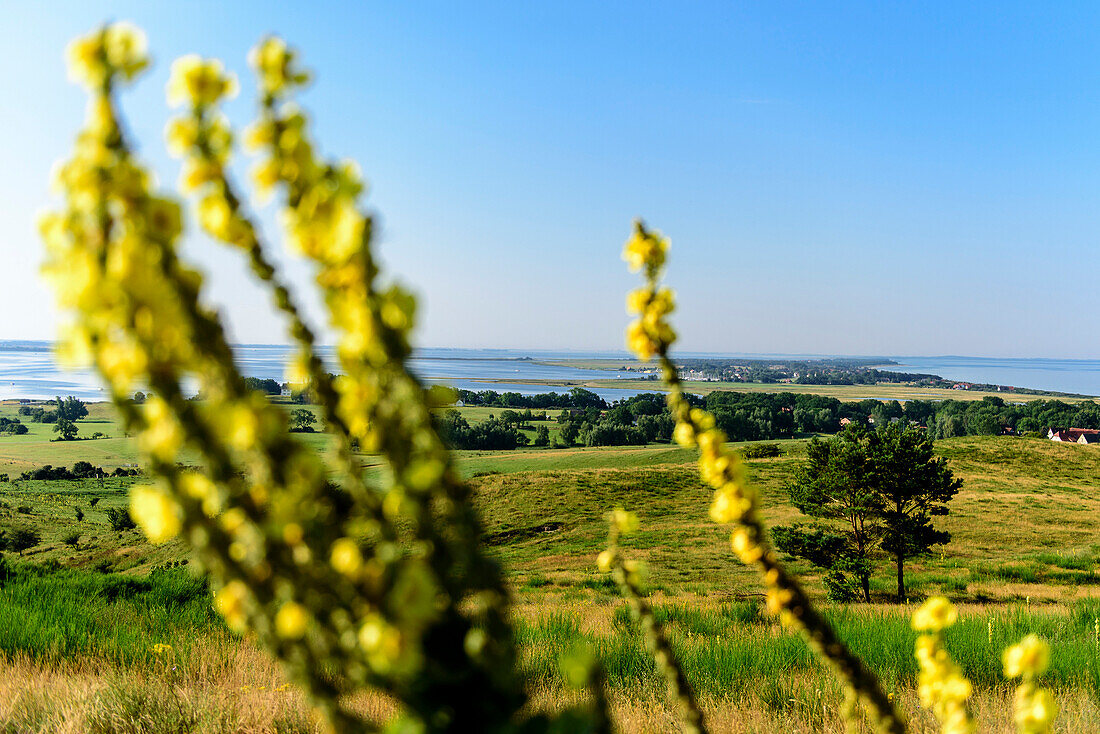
xmin=4 ymin=2 xmax=1100 ymax=358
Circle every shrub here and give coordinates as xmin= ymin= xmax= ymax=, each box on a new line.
xmin=63 ymin=532 xmax=80 ymax=547
xmin=8 ymin=529 xmax=40 ymax=555
xmin=741 ymin=442 xmax=782 ymax=458
xmin=105 ymin=508 xmax=137 ymax=532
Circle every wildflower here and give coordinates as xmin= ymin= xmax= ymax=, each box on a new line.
xmin=151 ymin=643 xmax=173 ymax=655
xmin=610 ymin=508 xmax=638 ymax=535
xmin=167 ymin=55 xmax=238 ymax=107
xmin=130 ymin=484 xmax=182 ymax=543
xmin=275 ymin=601 xmax=310 ymax=639
xmin=621 ymin=221 xmax=669 ymax=273
xmin=330 ymin=537 xmax=363 ymax=577
xmin=912 ymin=596 xmax=959 ymax=632
xmin=214 ymin=580 xmax=250 ymax=632
xmin=1003 ymin=634 xmax=1050 ymax=678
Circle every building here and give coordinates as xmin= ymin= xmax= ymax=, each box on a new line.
xmin=1048 ymin=427 xmax=1100 ymax=444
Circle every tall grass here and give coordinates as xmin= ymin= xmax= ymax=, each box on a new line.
xmin=517 ymin=601 xmax=1100 ymax=700
xmin=0 ymin=559 xmax=225 ymax=667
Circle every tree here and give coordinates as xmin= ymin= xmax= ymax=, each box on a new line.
xmin=8 ymin=528 xmax=40 ymax=555
xmin=533 ymin=425 xmax=550 ymax=447
xmin=106 ymin=508 xmax=138 ymax=532
xmin=774 ymin=428 xmax=882 ymax=602
xmin=869 ymin=423 xmax=962 ymax=602
xmin=289 ymin=408 xmax=317 ymax=433
xmin=774 ymin=424 xmax=961 ymax=603
xmin=56 ymin=395 xmax=88 ymax=421
xmin=53 ymin=417 xmax=79 ymax=441
xmin=133 ymin=391 xmax=146 ymax=404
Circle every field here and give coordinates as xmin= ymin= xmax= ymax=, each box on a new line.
xmin=2 ymin=402 xmax=1100 ymax=731
xmin=470 ymin=375 xmax=1096 ymax=403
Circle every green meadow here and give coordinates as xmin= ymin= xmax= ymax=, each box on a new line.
xmin=2 ymin=399 xmax=1100 ymax=730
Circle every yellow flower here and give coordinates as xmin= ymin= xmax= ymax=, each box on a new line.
xmin=626 ymin=319 xmax=658 ymax=362
xmin=214 ymin=580 xmax=250 ymax=632
xmin=626 ymin=287 xmax=651 ymax=315
xmin=1003 ymin=634 xmax=1051 ymax=678
xmin=130 ymin=484 xmax=182 ymax=544
xmin=610 ymin=508 xmax=638 ymax=535
xmin=709 ymin=484 xmax=750 ymax=524
xmin=249 ymin=36 xmax=306 ymax=93
xmin=66 ymin=32 xmax=108 ymax=88
xmin=275 ymin=601 xmax=310 ymax=639
xmin=1015 ymin=687 xmax=1057 ymax=733
xmin=596 ymin=549 xmax=614 ymax=572
xmin=103 ymin=21 xmax=148 ymax=80
xmin=673 ymin=421 xmax=696 ymax=448
xmin=144 ymin=197 xmax=183 ymax=241
xmin=730 ymin=528 xmax=763 ymax=564
xmin=912 ymin=596 xmax=958 ymax=632
xmin=198 ymin=192 xmax=234 ymax=240
xmin=151 ymin=643 xmax=173 ymax=655
xmin=167 ymin=55 xmax=238 ymax=108
xmin=358 ymin=613 xmax=402 ymax=672
xmin=622 ymin=222 xmax=669 ymax=273
xmin=164 ymin=117 xmax=199 ymax=158
xmin=330 ymin=537 xmax=363 ymax=577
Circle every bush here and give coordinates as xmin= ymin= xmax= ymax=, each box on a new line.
xmin=7 ymin=528 xmax=40 ymax=555
xmin=741 ymin=442 xmax=782 ymax=458
xmin=105 ymin=508 xmax=137 ymax=532
xmin=63 ymin=532 xmax=80 ymax=547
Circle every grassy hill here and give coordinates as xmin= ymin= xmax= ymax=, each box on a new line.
xmin=4 ymin=419 xmax=1100 ymax=730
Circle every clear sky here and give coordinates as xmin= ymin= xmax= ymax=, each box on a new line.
xmin=4 ymin=1 xmax=1100 ymax=358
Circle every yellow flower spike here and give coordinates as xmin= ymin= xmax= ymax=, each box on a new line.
xmin=730 ymin=528 xmax=763 ymax=565
xmin=167 ymin=55 xmax=238 ymax=108
xmin=610 ymin=508 xmax=639 ymax=535
xmin=249 ymin=36 xmax=297 ymax=93
xmin=251 ymin=158 xmax=282 ymax=199
xmin=275 ymin=601 xmax=310 ymax=640
xmin=595 ymin=549 xmax=614 ymax=573
xmin=225 ymin=403 xmax=259 ymax=451
xmin=1016 ymin=688 xmax=1057 ymax=733
xmin=912 ymin=596 xmax=959 ymax=633
xmin=103 ymin=21 xmax=148 ymax=80
xmin=130 ymin=484 xmax=182 ymax=544
xmin=214 ymin=580 xmax=250 ymax=632
xmin=243 ymin=120 xmax=276 ymax=151
xmin=621 ymin=222 xmax=669 ymax=274
xmin=330 ymin=537 xmax=364 ymax=577
xmin=625 ymin=319 xmax=657 ymax=362
xmin=1003 ymin=634 xmax=1051 ymax=678
xmin=144 ymin=197 xmax=183 ymax=241
xmin=625 ymin=287 xmax=651 ymax=315
xmin=709 ymin=485 xmax=749 ymax=524
xmin=179 ymin=157 xmax=222 ymax=192
xmin=66 ymin=33 xmax=107 ymax=88
xmin=164 ymin=117 xmax=199 ymax=158
xmin=672 ymin=421 xmax=696 ymax=448
xmin=198 ymin=192 xmax=235 ymax=241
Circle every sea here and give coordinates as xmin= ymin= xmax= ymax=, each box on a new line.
xmin=2 ymin=341 xmax=1099 ymax=401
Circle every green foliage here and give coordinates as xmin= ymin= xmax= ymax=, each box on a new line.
xmin=243 ymin=376 xmax=282 ymax=395
xmin=55 ymin=396 xmax=89 ymax=422
xmin=287 ymin=408 xmax=317 ymax=433
xmin=52 ymin=417 xmax=78 ymax=441
xmin=7 ymin=528 xmax=41 ymax=555
xmin=775 ymin=424 xmax=961 ymax=602
xmin=105 ymin=508 xmax=137 ymax=532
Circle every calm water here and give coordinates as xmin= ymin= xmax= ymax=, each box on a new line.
xmin=0 ymin=342 xmax=652 ymax=402
xmin=2 ymin=341 xmax=1098 ymax=401
xmin=888 ymin=356 xmax=1100 ymax=397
